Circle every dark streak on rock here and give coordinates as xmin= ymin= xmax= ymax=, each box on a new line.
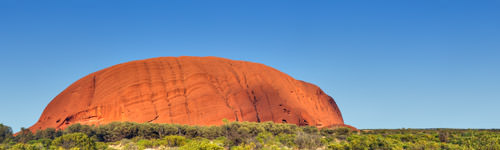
xmin=144 ymin=62 xmax=159 ymax=122
xmin=176 ymin=58 xmax=191 ymax=123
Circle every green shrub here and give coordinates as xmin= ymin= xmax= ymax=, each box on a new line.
xmin=180 ymin=139 xmax=224 ymax=150
xmin=163 ymin=135 xmax=187 ymax=147
xmin=334 ymin=127 xmax=351 ymax=136
xmin=301 ymin=126 xmax=319 ymax=135
xmin=276 ymin=133 xmax=296 ymax=148
xmin=136 ymin=123 xmax=159 ymax=139
xmin=26 ymin=138 xmax=51 ymax=149
xmin=327 ymin=141 xmax=349 ymax=150
xmin=294 ymin=131 xmax=322 ymax=149
xmin=156 ymin=124 xmax=180 ymax=138
xmin=65 ymin=124 xmax=95 ymax=136
xmin=199 ymin=126 xmax=223 ymax=139
xmin=51 ymin=133 xmax=96 ymax=149
xmin=7 ymin=142 xmax=45 ymax=150
xmin=95 ymin=142 xmax=112 ymax=150
xmin=9 ymin=143 xmax=28 ymax=150
xmin=136 ymin=139 xmax=154 ymax=149
xmin=34 ymin=128 xmax=61 ymax=140
xmin=255 ymin=132 xmax=273 ymax=145
xmin=231 ymin=142 xmax=256 ymax=150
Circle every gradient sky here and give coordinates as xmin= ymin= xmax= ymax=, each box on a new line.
xmin=1 ymin=0 xmax=499 ymax=132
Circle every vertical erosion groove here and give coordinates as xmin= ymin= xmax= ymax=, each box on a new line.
xmin=251 ymin=90 xmax=261 ymax=122
xmin=176 ymin=58 xmax=191 ymax=123
xmin=222 ymin=61 xmax=244 ymax=121
xmin=144 ymin=62 xmax=159 ymax=122
xmin=164 ymin=60 xmax=175 ymax=123
xmin=157 ymin=60 xmax=172 ymax=123
xmin=238 ymin=65 xmax=262 ymax=122
xmin=243 ymin=70 xmax=261 ymax=123
xmin=212 ymin=77 xmax=238 ymax=121
xmin=89 ymin=75 xmax=96 ymax=106
xmin=192 ymin=60 xmax=237 ymax=121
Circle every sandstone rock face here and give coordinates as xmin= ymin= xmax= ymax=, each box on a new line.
xmin=29 ymin=56 xmax=345 ymax=132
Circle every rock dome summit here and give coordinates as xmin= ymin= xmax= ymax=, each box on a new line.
xmin=29 ymin=56 xmax=348 ymax=132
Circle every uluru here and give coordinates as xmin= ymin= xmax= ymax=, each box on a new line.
xmin=28 ymin=56 xmax=347 ymax=132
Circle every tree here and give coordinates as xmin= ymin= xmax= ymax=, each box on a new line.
xmin=35 ymin=128 xmax=60 ymax=140
xmin=137 ymin=123 xmax=158 ymax=139
xmin=0 ymin=123 xmax=13 ymax=143
xmin=199 ymin=126 xmax=222 ymax=139
xmin=16 ymin=127 xmax=34 ymax=143
xmin=65 ymin=123 xmax=95 ymax=136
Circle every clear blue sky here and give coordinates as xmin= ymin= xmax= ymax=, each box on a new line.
xmin=1 ymin=0 xmax=499 ymax=132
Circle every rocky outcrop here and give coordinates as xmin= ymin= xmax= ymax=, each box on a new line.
xmin=28 ymin=56 xmax=346 ymax=132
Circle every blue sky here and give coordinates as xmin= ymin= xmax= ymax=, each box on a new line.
xmin=0 ymin=0 xmax=499 ymax=132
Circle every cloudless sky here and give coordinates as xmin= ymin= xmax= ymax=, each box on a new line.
xmin=1 ymin=0 xmax=499 ymax=132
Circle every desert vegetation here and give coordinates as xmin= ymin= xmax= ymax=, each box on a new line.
xmin=1 ymin=122 xmax=500 ymax=149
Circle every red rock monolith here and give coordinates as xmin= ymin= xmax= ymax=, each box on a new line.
xmin=28 ymin=56 xmax=347 ymax=132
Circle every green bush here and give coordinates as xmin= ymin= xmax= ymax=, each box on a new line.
xmin=156 ymin=124 xmax=180 ymax=138
xmin=322 ymin=127 xmax=351 ymax=141
xmin=199 ymin=126 xmax=223 ymax=139
xmin=294 ymin=131 xmax=322 ymax=149
xmin=231 ymin=142 xmax=256 ymax=150
xmin=275 ymin=133 xmax=295 ymax=148
xmin=9 ymin=143 xmax=28 ymax=150
xmin=136 ymin=139 xmax=154 ymax=149
xmin=136 ymin=123 xmax=158 ymax=139
xmin=51 ymin=133 xmax=96 ymax=149
xmin=301 ymin=126 xmax=319 ymax=134
xmin=65 ymin=124 xmax=95 ymax=136
xmin=180 ymin=139 xmax=224 ymax=150
xmin=7 ymin=142 xmax=46 ymax=150
xmin=327 ymin=141 xmax=349 ymax=150
xmin=34 ymin=128 xmax=61 ymax=140
xmin=163 ymin=135 xmax=187 ymax=147
xmin=95 ymin=142 xmax=111 ymax=150
xmin=26 ymin=138 xmax=51 ymax=149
